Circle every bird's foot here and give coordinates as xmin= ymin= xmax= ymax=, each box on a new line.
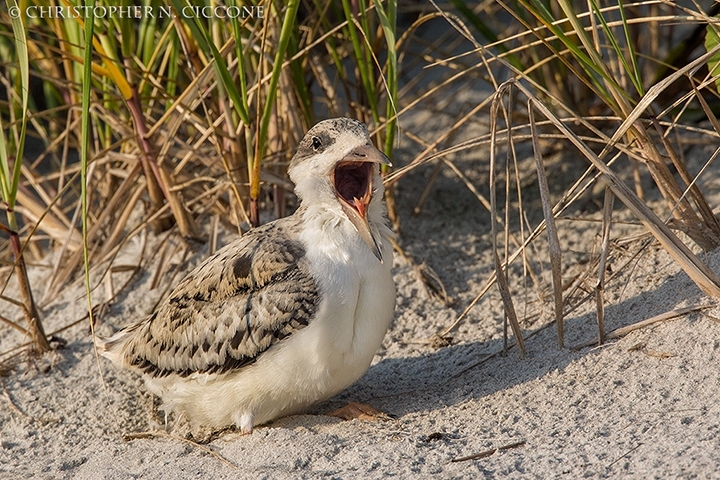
xmin=232 ymin=412 xmax=254 ymax=435
xmin=327 ymin=402 xmax=391 ymax=422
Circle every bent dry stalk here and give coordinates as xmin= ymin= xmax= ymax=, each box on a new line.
xmin=2 ymin=216 xmax=50 ymax=354
xmin=1 ymin=0 xmax=51 ymax=355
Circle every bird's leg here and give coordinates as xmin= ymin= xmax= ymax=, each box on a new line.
xmin=234 ymin=412 xmax=255 ymax=435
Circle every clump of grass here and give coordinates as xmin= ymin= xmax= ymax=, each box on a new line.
xmin=2 ymin=0 xmax=719 ymax=365
xmin=388 ymin=1 xmax=720 ymax=349
xmin=0 ymin=1 xmax=398 ymax=362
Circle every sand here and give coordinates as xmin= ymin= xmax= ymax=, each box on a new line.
xmin=3 ymin=145 xmax=720 ymax=478
xmin=3 ymin=48 xmax=720 ymax=479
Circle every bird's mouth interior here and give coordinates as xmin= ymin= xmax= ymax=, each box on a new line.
xmin=333 ymin=161 xmax=373 ymax=217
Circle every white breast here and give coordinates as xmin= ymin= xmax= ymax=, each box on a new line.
xmin=299 ymin=208 xmax=395 ymax=377
xmin=147 ymin=208 xmax=395 ymax=432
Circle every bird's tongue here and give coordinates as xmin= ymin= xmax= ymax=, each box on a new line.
xmin=351 ymin=196 xmax=368 ymax=218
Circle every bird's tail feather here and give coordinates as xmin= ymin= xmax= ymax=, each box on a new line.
xmin=94 ymin=322 xmax=142 ymax=366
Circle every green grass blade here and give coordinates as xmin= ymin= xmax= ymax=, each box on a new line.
xmin=521 ymin=0 xmax=627 ymax=108
xmin=166 ymin=35 xmax=180 ymax=107
xmin=375 ymin=0 xmax=398 ymax=156
xmin=521 ymin=0 xmax=605 ymax=84
xmin=170 ymin=0 xmax=250 ymax=125
xmin=312 ymin=0 xmax=347 ymax=89
xmin=255 ymin=0 xmax=301 ymax=187
xmin=0 ymin=110 xmax=10 ymax=204
xmin=705 ymin=22 xmax=720 ymax=92
xmin=617 ymin=0 xmax=643 ymax=96
xmin=287 ymin=22 xmax=313 ymax=124
xmin=4 ymin=0 xmax=30 ymax=210
xmin=229 ymin=1 xmax=250 ymax=120
xmin=341 ymin=0 xmax=379 ymax=124
xmin=81 ymin=1 xmax=97 ymax=321
xmin=588 ymin=0 xmax=643 ymax=97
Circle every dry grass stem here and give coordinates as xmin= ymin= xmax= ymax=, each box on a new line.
xmin=596 ymin=187 xmax=615 ymax=345
xmin=573 ymin=304 xmax=715 ymax=350
xmin=7 ymin=229 xmax=50 ymax=354
xmin=507 ymin=80 xmax=720 ymax=298
xmin=528 ymin=100 xmax=564 ymax=347
xmin=489 ymin=92 xmax=526 ymax=357
xmin=451 ymin=440 xmax=527 ymax=462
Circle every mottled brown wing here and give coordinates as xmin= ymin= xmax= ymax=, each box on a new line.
xmin=121 ymin=216 xmax=319 ymax=378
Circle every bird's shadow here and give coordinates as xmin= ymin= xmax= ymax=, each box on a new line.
xmin=308 ymin=258 xmax=713 ymax=425
xmin=25 ymin=238 xmax=713 ymax=441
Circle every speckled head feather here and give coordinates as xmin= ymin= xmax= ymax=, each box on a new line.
xmin=289 ymin=118 xmax=369 ymax=171
xmin=289 ymin=117 xmax=391 ymax=261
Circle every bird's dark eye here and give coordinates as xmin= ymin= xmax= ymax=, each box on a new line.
xmin=311 ymin=136 xmax=322 ymax=150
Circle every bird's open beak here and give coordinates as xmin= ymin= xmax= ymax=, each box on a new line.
xmin=332 ymin=144 xmax=391 ymax=263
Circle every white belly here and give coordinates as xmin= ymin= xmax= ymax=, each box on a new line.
xmin=145 ymin=218 xmax=395 ymax=432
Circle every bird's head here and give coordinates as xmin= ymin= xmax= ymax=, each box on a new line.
xmin=288 ymin=118 xmax=391 ymax=262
